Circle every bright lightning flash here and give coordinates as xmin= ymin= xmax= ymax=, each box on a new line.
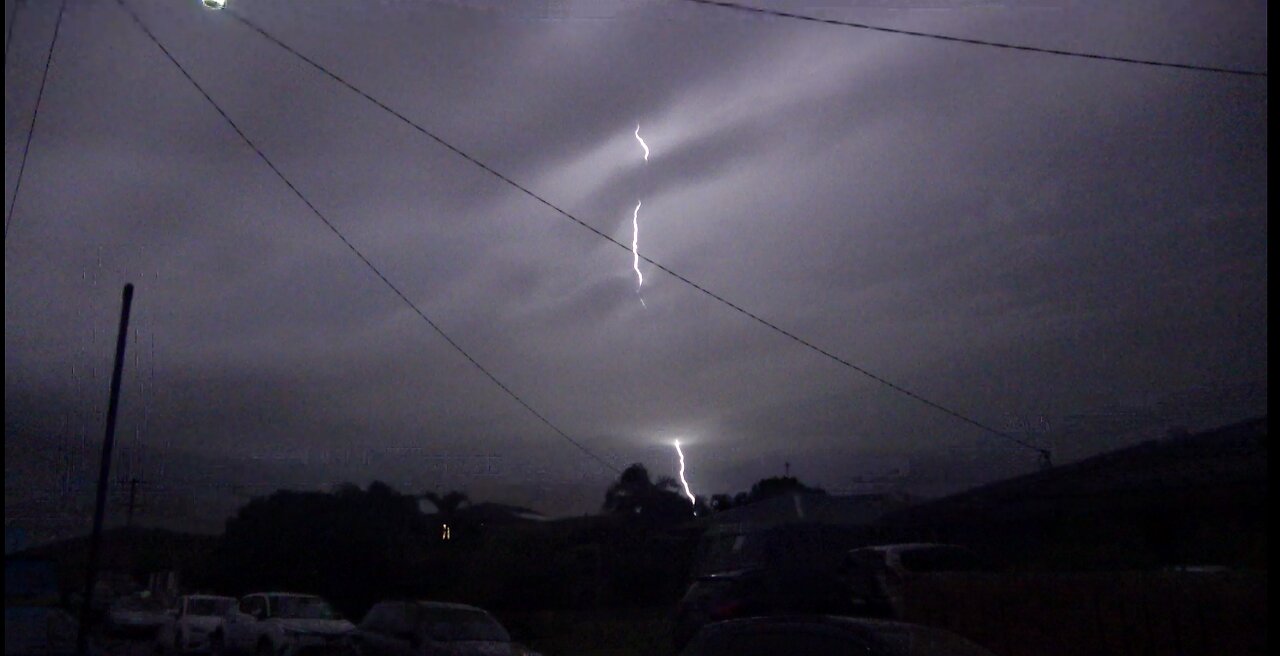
xmin=632 ymin=200 xmax=644 ymax=290
xmin=631 ymin=125 xmax=649 ymax=307
xmin=673 ymin=439 xmax=696 ymax=505
xmin=635 ymin=124 xmax=649 ymax=161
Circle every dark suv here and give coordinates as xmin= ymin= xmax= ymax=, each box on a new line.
xmin=673 ymin=523 xmax=860 ymax=649
xmin=843 ymin=543 xmax=987 ymax=618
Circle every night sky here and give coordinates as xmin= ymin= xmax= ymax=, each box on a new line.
xmin=4 ymin=0 xmax=1268 ymax=543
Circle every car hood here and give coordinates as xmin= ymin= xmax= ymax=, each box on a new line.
xmin=431 ymin=641 xmax=520 ymax=656
xmin=276 ymin=618 xmax=354 ymax=635
xmin=110 ymin=610 xmax=168 ymax=625
xmin=698 ymin=567 xmax=766 ymax=581
xmin=183 ymin=616 xmax=223 ymax=632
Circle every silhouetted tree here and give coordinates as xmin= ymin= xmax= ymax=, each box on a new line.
xmin=421 ymin=490 xmax=470 ymax=540
xmin=421 ymin=490 xmax=470 ymax=516
xmin=710 ymin=494 xmax=736 ymax=512
xmin=603 ymin=464 xmax=654 ymax=514
xmin=707 ymin=477 xmax=827 ymax=512
xmin=212 ymin=481 xmax=430 ymax=616
xmin=602 ymin=464 xmax=693 ymax=522
xmin=331 ymin=482 xmax=362 ymax=499
xmin=746 ymin=475 xmax=825 ymax=504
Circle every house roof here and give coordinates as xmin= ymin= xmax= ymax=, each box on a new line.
xmin=883 ymin=416 xmax=1267 ymax=526
xmin=707 ymin=492 xmax=914 ymax=529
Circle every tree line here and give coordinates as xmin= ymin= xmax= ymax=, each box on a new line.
xmin=189 ymin=463 xmax=826 ymax=616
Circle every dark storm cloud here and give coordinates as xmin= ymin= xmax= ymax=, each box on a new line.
xmin=5 ymin=0 xmax=1267 ymax=527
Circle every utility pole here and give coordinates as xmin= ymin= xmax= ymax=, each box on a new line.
xmin=125 ymin=477 xmax=141 ymax=527
xmin=76 ymin=283 xmax=134 ymax=656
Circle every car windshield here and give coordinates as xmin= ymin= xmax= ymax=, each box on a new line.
xmin=698 ymin=533 xmax=769 ymax=575
xmin=113 ymin=596 xmax=164 ymax=612
xmin=699 ymin=527 xmax=851 ymax=575
xmin=417 ymin=608 xmax=510 ymax=642
xmin=188 ymin=598 xmax=234 ymax=616
xmin=272 ymin=596 xmax=339 ymax=620
xmin=761 ymin=528 xmax=850 ymax=570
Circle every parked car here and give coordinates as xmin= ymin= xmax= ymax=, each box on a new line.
xmin=677 ymin=615 xmax=995 ymax=656
xmin=211 ymin=593 xmax=353 ymax=656
xmin=105 ymin=593 xmax=171 ymax=639
xmin=673 ymin=523 xmax=859 ymax=649
xmin=155 ymin=594 xmax=237 ymax=653
xmin=349 ymin=600 xmax=540 ymax=656
xmin=5 ymin=605 xmax=98 ymax=656
xmin=4 ymin=559 xmax=60 ymax=607
xmin=842 ymin=543 xmax=987 ymax=619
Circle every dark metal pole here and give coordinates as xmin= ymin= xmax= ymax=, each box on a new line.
xmin=126 ymin=477 xmax=139 ymax=528
xmin=76 ymin=283 xmax=134 ymax=656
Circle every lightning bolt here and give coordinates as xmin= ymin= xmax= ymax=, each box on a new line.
xmin=631 ymin=125 xmax=649 ymax=307
xmin=632 ymin=200 xmax=644 ymax=289
xmin=635 ymin=124 xmax=649 ymax=161
xmin=673 ymin=439 xmax=696 ymax=505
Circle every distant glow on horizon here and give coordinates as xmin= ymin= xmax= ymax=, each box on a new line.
xmin=673 ymin=439 xmax=696 ymax=505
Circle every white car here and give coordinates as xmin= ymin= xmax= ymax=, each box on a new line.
xmin=156 ymin=595 xmax=237 ymax=653
xmin=105 ymin=594 xmax=171 ymax=639
xmin=212 ymin=593 xmax=354 ymax=656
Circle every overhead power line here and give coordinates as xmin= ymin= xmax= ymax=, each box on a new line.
xmin=112 ymin=0 xmax=621 ymax=475
xmin=223 ymin=8 xmax=1045 ymax=455
xmin=5 ymin=0 xmax=23 ymax=63
xmin=682 ymin=0 xmax=1267 ymax=78
xmin=5 ymin=0 xmax=67 ymax=246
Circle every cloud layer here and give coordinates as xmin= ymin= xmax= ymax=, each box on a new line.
xmin=5 ymin=0 xmax=1268 ymax=530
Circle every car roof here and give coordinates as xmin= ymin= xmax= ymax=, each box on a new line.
xmin=185 ymin=594 xmax=234 ymax=600
xmin=850 ymin=543 xmax=970 ymax=553
xmin=708 ymin=615 xmax=917 ymax=630
xmin=410 ymin=601 xmax=488 ymax=612
xmin=700 ymin=615 xmax=973 ymax=643
xmin=696 ymin=616 xmax=990 ymax=654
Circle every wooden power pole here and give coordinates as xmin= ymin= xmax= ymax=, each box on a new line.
xmin=76 ymin=283 xmax=134 ymax=656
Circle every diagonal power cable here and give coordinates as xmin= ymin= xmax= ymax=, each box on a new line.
xmin=112 ymin=0 xmax=621 ymax=474
xmin=224 ymin=7 xmax=1046 ymax=455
